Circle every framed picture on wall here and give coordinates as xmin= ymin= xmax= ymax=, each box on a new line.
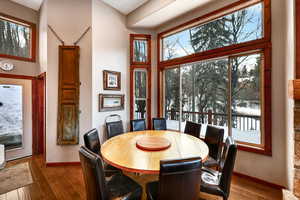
xmin=103 ymin=70 xmax=121 ymax=90
xmin=99 ymin=94 xmax=124 ymax=112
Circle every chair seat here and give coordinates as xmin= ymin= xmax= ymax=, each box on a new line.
xmin=200 ymin=171 xmax=224 ymax=197
xmin=103 ymin=163 xmax=122 ymax=177
xmin=202 ymin=167 xmax=220 ymax=177
xmin=203 ymin=156 xmax=218 ymax=168
xmin=107 ymin=173 xmax=142 ymax=200
xmin=201 ymin=171 xmax=220 ymax=185
xmin=146 ymin=181 xmax=159 ymax=200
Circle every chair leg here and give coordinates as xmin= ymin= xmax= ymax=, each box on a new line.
xmin=223 ymin=196 xmax=228 ymax=200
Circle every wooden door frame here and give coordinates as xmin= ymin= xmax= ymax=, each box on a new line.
xmin=35 ymin=73 xmax=46 ymax=155
xmin=0 ymin=73 xmax=46 ymax=156
xmin=296 ymin=0 xmax=300 ymax=78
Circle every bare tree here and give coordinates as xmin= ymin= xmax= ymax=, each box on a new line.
xmin=164 ymin=4 xmax=262 ymax=126
xmin=0 ymin=19 xmax=30 ymax=58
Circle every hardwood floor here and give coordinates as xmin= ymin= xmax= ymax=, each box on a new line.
xmin=0 ymin=156 xmax=282 ymax=200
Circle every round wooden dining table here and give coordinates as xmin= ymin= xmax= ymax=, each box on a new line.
xmin=101 ymin=130 xmax=209 ymax=174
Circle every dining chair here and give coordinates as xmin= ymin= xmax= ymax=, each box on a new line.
xmin=83 ymin=129 xmax=120 ymax=176
xmin=146 ymin=157 xmax=202 ymax=200
xmin=184 ymin=121 xmax=201 ymax=138
xmin=105 ymin=114 xmax=124 ymax=139
xmin=130 ymin=119 xmax=146 ymax=131
xmin=152 ymin=118 xmax=167 ymax=130
xmin=79 ymin=146 xmax=143 ymax=200
xmin=203 ymin=125 xmax=224 ymax=168
xmin=83 ymin=129 xmax=101 ymax=154
xmin=200 ymin=136 xmax=237 ymax=200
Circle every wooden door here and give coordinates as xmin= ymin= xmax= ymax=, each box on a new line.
xmin=57 ymin=46 xmax=80 ymax=145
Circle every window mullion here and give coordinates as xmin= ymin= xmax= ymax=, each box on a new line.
xmin=179 ymin=66 xmax=183 ymax=132
xmin=228 ymin=58 xmax=232 ymax=137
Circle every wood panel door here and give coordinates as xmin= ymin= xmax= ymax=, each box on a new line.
xmin=57 ymin=46 xmax=80 ymax=145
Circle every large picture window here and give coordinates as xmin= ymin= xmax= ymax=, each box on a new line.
xmin=158 ymin=0 xmax=271 ymax=155
xmin=164 ymin=67 xmax=180 ymax=130
xmin=162 ymin=3 xmax=263 ymax=61
xmin=230 ymin=53 xmax=262 ymax=145
xmin=0 ymin=13 xmax=36 ymax=62
xmin=164 ymin=52 xmax=263 ymax=146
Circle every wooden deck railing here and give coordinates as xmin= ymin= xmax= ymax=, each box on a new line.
xmin=165 ymin=110 xmax=260 ymax=131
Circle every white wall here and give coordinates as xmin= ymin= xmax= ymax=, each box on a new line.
xmin=284 ymin=0 xmax=295 ymax=190
xmin=155 ymin=0 xmax=294 ymax=187
xmin=92 ymin=0 xmax=130 ymax=142
xmin=40 ymin=0 xmax=156 ymax=163
xmin=39 ymin=0 xmax=47 ymax=74
xmin=92 ymin=0 xmax=158 ymax=142
xmin=0 ymin=0 xmax=39 ymax=76
xmin=46 ymin=0 xmax=93 ymax=163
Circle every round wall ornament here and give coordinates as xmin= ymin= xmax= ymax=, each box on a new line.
xmin=0 ymin=60 xmax=15 ymax=71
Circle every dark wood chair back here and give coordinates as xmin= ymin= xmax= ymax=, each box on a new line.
xmin=106 ymin=120 xmax=124 ymax=139
xmin=184 ymin=121 xmax=201 ymax=138
xmin=79 ymin=146 xmax=109 ymax=200
xmin=152 ymin=118 xmax=167 ymax=130
xmin=105 ymin=114 xmax=124 ymax=139
xmin=83 ymin=129 xmax=100 ymax=154
xmin=130 ymin=119 xmax=146 ymax=131
xmin=158 ymin=157 xmax=202 ymax=200
xmin=219 ymin=137 xmax=237 ymax=197
xmin=204 ymin=125 xmax=224 ymax=162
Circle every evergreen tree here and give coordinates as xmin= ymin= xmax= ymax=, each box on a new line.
xmin=164 ymin=4 xmax=262 ymax=126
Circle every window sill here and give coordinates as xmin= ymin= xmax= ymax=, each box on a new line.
xmin=0 ymin=54 xmax=36 ymax=63
xmin=237 ymin=143 xmax=272 ymax=156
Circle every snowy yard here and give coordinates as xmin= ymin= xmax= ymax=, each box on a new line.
xmin=0 ymin=85 xmax=23 ymax=149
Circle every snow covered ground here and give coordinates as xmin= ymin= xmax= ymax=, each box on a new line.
xmin=167 ymin=120 xmax=261 ymax=144
xmin=0 ymin=85 xmax=23 ymax=149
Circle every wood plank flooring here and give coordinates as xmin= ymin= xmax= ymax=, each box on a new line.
xmin=0 ymin=156 xmax=283 ymax=200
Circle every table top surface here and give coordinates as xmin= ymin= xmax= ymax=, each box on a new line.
xmin=101 ymin=130 xmax=209 ymax=174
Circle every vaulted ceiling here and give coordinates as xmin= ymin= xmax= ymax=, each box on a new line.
xmin=10 ymin=0 xmax=217 ymax=28
xmin=10 ymin=0 xmax=43 ymax=11
xmin=103 ymin=0 xmax=217 ymax=28
xmin=102 ymin=0 xmax=149 ymax=15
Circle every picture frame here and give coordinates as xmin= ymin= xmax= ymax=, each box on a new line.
xmin=103 ymin=70 xmax=121 ymax=90
xmin=99 ymin=94 xmax=125 ymax=112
